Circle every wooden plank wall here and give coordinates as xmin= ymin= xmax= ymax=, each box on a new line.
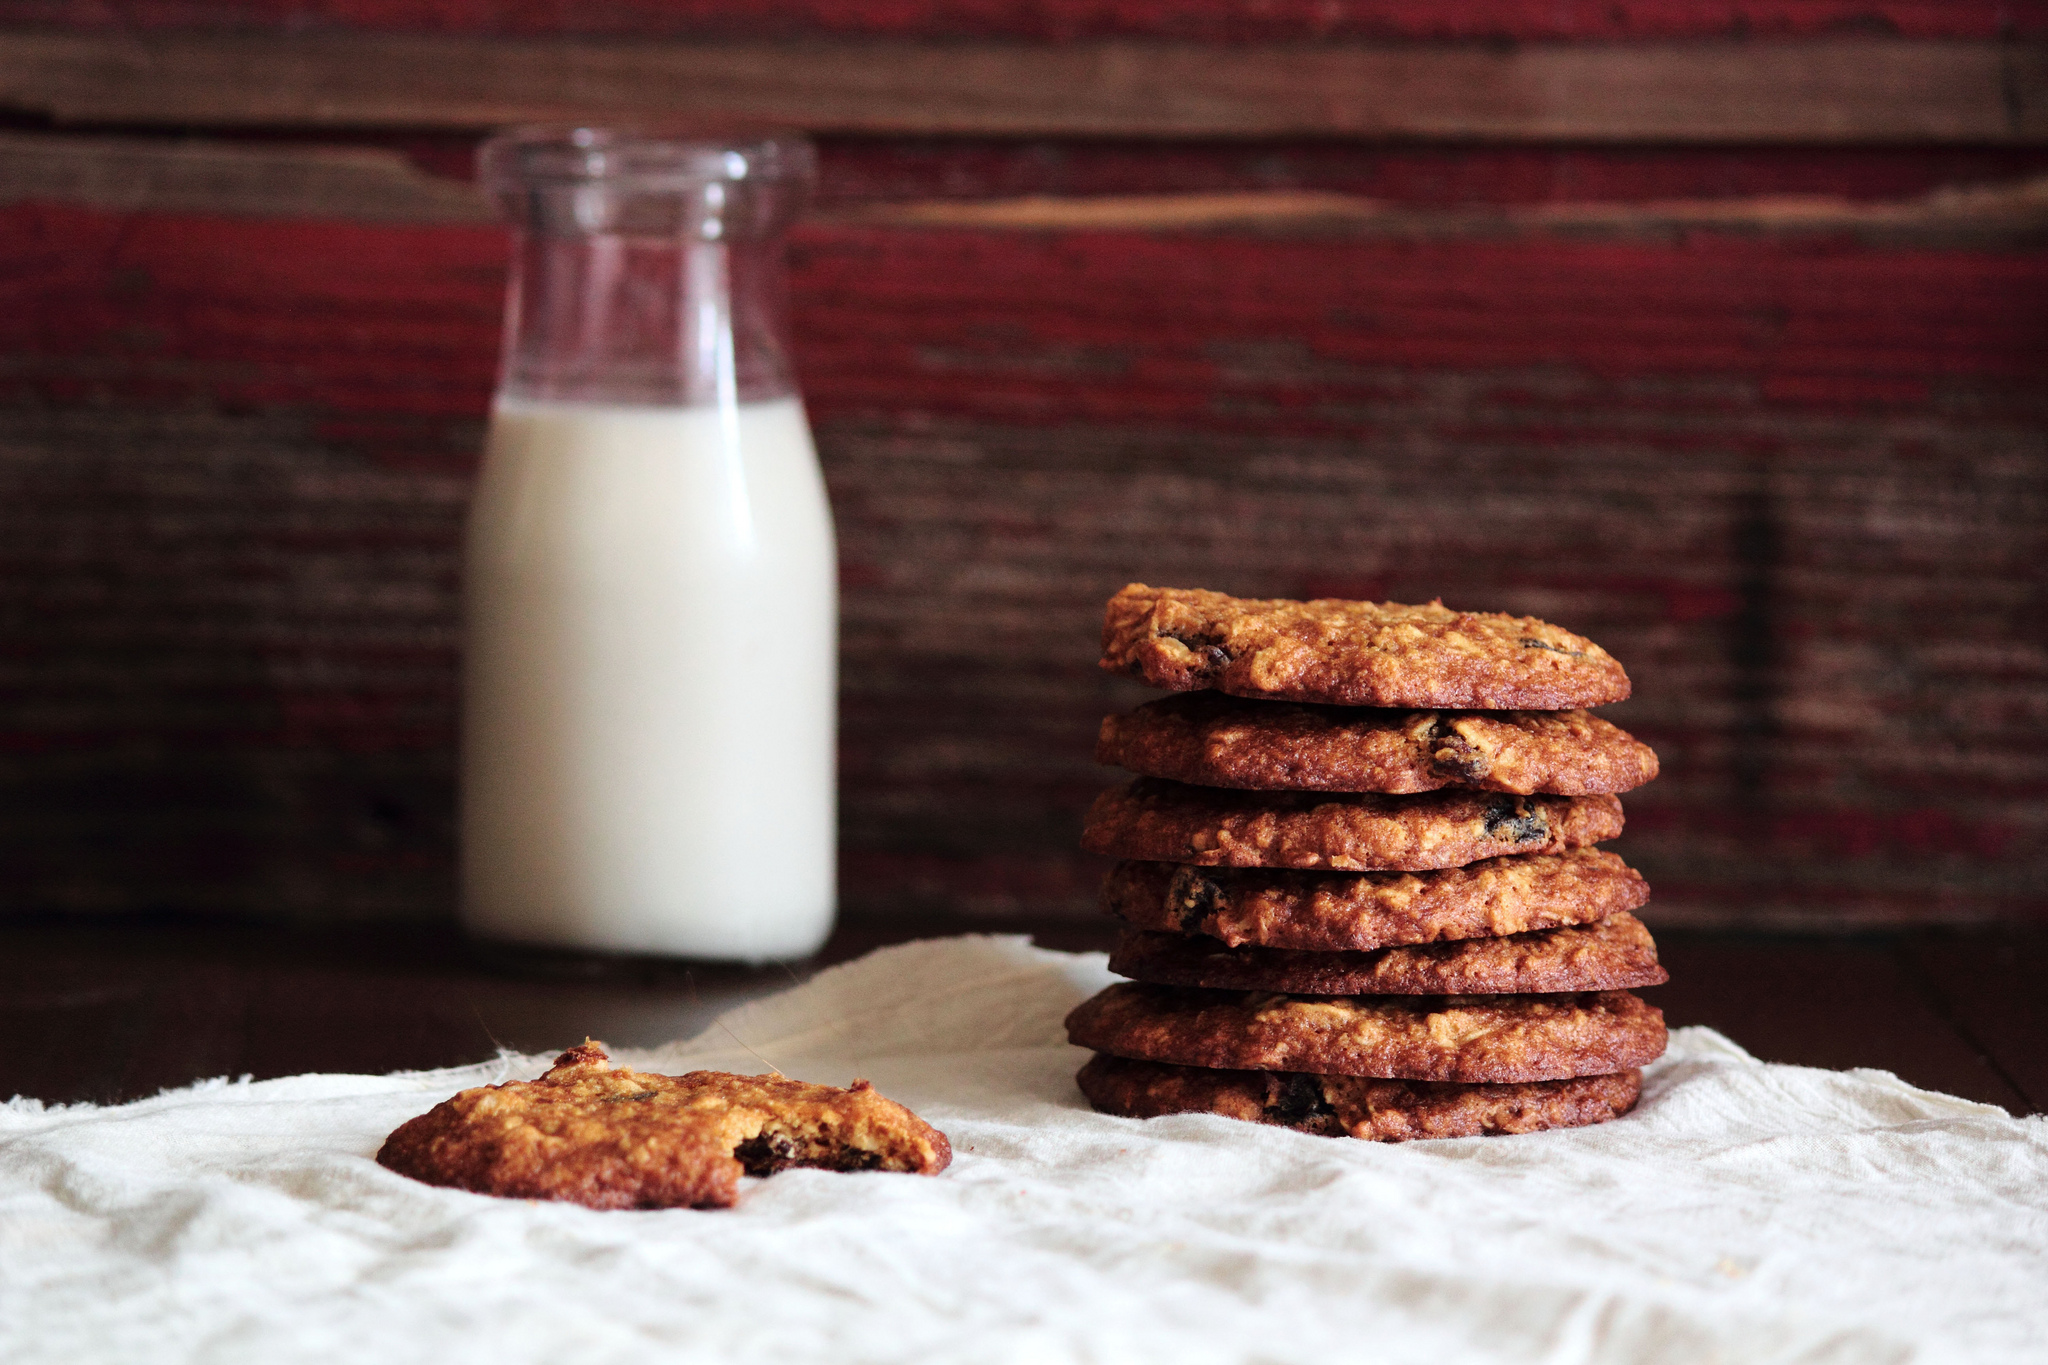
xmin=1 ymin=1 xmax=2044 ymax=930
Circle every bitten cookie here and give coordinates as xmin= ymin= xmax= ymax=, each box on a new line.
xmin=1100 ymin=584 xmax=1630 ymax=709
xmin=1065 ymin=984 xmax=1667 ymax=1083
xmin=376 ymin=1041 xmax=951 ymax=1210
xmin=1096 ymin=692 xmax=1658 ymax=795
xmin=1103 ymin=850 xmax=1650 ymax=951
xmin=1108 ymin=912 xmax=1668 ymax=996
xmin=1082 ymin=778 xmax=1624 ymax=871
xmin=1077 ymin=1053 xmax=1643 ymax=1142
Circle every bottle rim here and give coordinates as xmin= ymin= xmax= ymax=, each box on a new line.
xmin=477 ymin=126 xmax=816 ymax=192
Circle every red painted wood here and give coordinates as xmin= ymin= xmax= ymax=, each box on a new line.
xmin=0 ymin=205 xmax=503 ymax=418
xmin=4 ymin=0 xmax=2040 ymax=928
xmin=0 ymin=0 xmax=2038 ymax=40
xmin=790 ymin=229 xmax=2048 ymax=424
xmin=1 ymin=201 xmax=2042 ymax=927
xmin=4 ymin=205 xmax=2042 ymax=419
xmin=153 ymin=133 xmax=2048 ymax=209
xmin=808 ymin=143 xmax=2048 ymax=210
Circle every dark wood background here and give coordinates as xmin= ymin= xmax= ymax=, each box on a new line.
xmin=1 ymin=2 xmax=2044 ymax=934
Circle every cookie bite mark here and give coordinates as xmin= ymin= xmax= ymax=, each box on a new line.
xmin=728 ymin=1086 xmax=900 ymax=1177
xmin=376 ymin=1043 xmax=951 ymax=1209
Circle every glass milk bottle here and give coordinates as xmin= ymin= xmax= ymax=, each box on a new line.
xmin=462 ymin=129 xmax=835 ymax=960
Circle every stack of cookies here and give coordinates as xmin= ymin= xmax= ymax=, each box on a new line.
xmin=1066 ymin=584 xmax=1670 ymax=1142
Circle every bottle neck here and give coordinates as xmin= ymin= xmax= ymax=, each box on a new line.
xmin=497 ymin=230 xmax=796 ymax=407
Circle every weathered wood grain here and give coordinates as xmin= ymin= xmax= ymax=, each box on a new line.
xmin=0 ymin=132 xmax=494 ymax=224
xmin=1 ymin=0 xmax=2040 ymax=42
xmin=1 ymin=2 xmax=2039 ymax=937
xmin=811 ymin=143 xmax=2048 ymax=211
xmin=1 ymin=29 xmax=2040 ymax=142
xmin=14 ymin=130 xmax=2048 ymax=220
xmin=839 ymin=180 xmax=2048 ymax=245
xmin=818 ymin=141 xmax=2048 ymax=208
xmin=1 ymin=203 xmax=2041 ymax=927
xmin=7 ymin=132 xmax=2046 ymax=247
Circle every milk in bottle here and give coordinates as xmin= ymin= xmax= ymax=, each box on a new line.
xmin=462 ymin=130 xmax=834 ymax=959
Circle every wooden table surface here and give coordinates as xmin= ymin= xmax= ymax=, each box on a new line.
xmin=2 ymin=919 xmax=2041 ymax=1116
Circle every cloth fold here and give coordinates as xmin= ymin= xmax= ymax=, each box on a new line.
xmin=2 ymin=935 xmax=2042 ymax=1365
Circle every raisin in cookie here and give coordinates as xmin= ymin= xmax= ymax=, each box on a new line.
xmin=1082 ymin=778 xmax=1623 ymax=871
xmin=1065 ymin=984 xmax=1666 ymax=1084
xmin=376 ymin=1041 xmax=951 ymax=1209
xmin=1108 ymin=912 xmax=1667 ymax=996
xmin=1097 ymin=692 xmax=1657 ymax=795
xmin=1077 ymin=1053 xmax=1643 ymax=1142
xmin=1103 ymin=850 xmax=1648 ymax=951
xmin=1101 ymin=584 xmax=1630 ymax=709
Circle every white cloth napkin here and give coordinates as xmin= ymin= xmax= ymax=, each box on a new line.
xmin=3 ymin=935 xmax=2043 ymax=1365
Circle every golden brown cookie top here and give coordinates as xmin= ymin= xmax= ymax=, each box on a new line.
xmin=375 ymin=1041 xmax=951 ymax=1210
xmin=1108 ymin=912 xmax=1668 ymax=996
xmin=1100 ymin=584 xmax=1631 ymax=709
xmin=1082 ymin=777 xmax=1624 ymax=872
xmin=1096 ymin=692 xmax=1658 ymax=795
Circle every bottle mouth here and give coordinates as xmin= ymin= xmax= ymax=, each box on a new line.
xmin=480 ymin=126 xmax=816 ymax=239
xmin=478 ymin=126 xmax=816 ymax=193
